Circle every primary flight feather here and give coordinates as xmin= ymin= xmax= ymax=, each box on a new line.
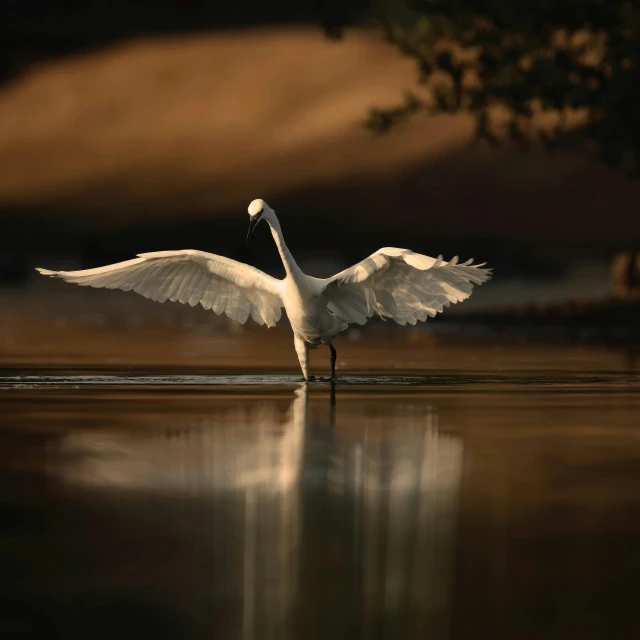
xmin=37 ymin=199 xmax=491 ymax=380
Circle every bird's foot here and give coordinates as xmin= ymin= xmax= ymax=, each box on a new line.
xmin=298 ymin=375 xmax=341 ymax=384
xmin=308 ymin=375 xmax=342 ymax=383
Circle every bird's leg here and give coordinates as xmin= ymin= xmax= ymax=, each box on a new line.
xmin=330 ymin=380 xmax=336 ymax=419
xmin=329 ymin=342 xmax=337 ymax=380
xmin=294 ymin=335 xmax=313 ymax=382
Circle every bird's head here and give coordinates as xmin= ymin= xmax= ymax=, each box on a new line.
xmin=246 ymin=198 xmax=273 ymax=246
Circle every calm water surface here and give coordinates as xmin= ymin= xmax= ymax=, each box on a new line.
xmin=1 ymin=364 xmax=640 ymax=639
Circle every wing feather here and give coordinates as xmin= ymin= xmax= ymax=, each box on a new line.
xmin=167 ymin=264 xmax=190 ymax=303
xmin=320 ymin=247 xmax=491 ymax=327
xmin=180 ymin=268 xmax=204 ymax=305
xmin=132 ymin=263 xmax=164 ymax=296
xmin=188 ymin=272 xmax=210 ymax=307
xmin=172 ymin=265 xmax=196 ymax=303
xmin=202 ymin=277 xmax=219 ymax=311
xmin=213 ymin=283 xmax=228 ymax=315
xmin=119 ymin=265 xmax=147 ymax=291
xmin=36 ymin=249 xmax=283 ymax=328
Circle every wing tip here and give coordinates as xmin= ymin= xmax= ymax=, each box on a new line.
xmin=36 ymin=267 xmax=61 ymax=277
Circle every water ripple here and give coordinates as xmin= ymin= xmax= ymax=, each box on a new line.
xmin=1 ymin=372 xmax=639 ymax=390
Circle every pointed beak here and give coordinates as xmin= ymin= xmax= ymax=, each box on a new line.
xmin=246 ymin=215 xmax=260 ymax=247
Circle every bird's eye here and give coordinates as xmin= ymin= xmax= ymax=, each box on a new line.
xmin=258 ymin=208 xmax=264 ymax=215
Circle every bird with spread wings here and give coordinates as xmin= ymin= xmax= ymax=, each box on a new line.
xmin=38 ymin=199 xmax=491 ymax=380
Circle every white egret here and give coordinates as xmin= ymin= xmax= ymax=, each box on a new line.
xmin=37 ymin=199 xmax=491 ymax=380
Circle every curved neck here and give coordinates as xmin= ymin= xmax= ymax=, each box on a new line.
xmin=267 ymin=214 xmax=303 ymax=280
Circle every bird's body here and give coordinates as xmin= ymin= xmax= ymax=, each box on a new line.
xmin=280 ymin=274 xmax=345 ymax=345
xmin=37 ymin=200 xmax=492 ymax=380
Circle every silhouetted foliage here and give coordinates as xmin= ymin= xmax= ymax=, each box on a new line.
xmin=332 ymin=0 xmax=640 ymax=177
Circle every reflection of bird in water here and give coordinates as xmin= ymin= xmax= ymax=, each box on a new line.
xmin=52 ymin=383 xmax=312 ymax=493
xmin=36 ymin=199 xmax=491 ymax=380
xmin=48 ymin=385 xmax=462 ymax=638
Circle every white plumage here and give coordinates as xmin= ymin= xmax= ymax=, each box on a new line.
xmin=37 ymin=199 xmax=491 ymax=380
xmin=38 ymin=250 xmax=282 ymax=328
xmin=320 ymin=248 xmax=488 ymax=327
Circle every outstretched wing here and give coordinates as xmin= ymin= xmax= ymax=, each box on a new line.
xmin=37 ymin=249 xmax=283 ymax=327
xmin=319 ymin=247 xmax=491 ymax=326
